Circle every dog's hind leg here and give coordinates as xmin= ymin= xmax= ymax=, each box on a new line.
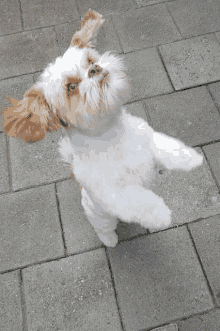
xmin=81 ymin=188 xmax=119 ymax=247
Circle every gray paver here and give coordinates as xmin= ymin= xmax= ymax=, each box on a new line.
xmin=21 ymin=0 xmax=80 ymax=30
xmin=0 ymin=75 xmax=34 ymax=132
xmin=189 ymin=216 xmax=220 ymax=306
xmin=0 ymin=271 xmax=23 ymax=331
xmin=23 ymin=249 xmax=122 ymax=331
xmin=77 ymin=0 xmax=136 ymax=16
xmin=144 ymin=87 xmax=220 ymax=146
xmin=111 ymin=5 xmax=181 ymax=53
xmin=0 ymin=0 xmax=22 ymax=36
xmin=151 ymin=148 xmax=220 ymax=228
xmin=167 ymin=0 xmax=220 ymax=38
xmin=159 ymin=34 xmax=220 ymax=90
xmin=177 ymin=309 xmax=220 ymax=330
xmin=0 ymin=133 xmax=10 ymax=193
xmin=0 ymin=184 xmax=64 ymax=272
xmin=55 ymin=15 xmax=122 ymax=55
xmin=203 ymin=143 xmax=220 ymax=188
xmin=9 ymin=130 xmax=70 ymax=191
xmin=108 ymin=227 xmax=213 ymax=331
xmin=216 ymin=31 xmax=220 ymax=43
xmin=0 ymin=28 xmax=60 ymax=80
xmin=152 ymin=323 xmax=178 ymax=331
xmin=56 ymin=179 xmax=102 ymax=254
xmin=124 ymin=48 xmax=173 ymax=102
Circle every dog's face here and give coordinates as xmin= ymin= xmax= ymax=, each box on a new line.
xmin=39 ymin=46 xmax=128 ymax=131
xmin=3 ymin=10 xmax=128 ymax=142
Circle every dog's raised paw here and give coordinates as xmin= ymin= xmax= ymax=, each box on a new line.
xmin=151 ymin=201 xmax=172 ymax=228
xmin=139 ymin=199 xmax=172 ymax=229
xmin=171 ymin=147 xmax=203 ymax=171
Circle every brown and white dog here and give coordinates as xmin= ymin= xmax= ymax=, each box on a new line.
xmin=3 ymin=11 xmax=203 ymax=247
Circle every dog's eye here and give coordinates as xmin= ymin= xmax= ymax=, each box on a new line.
xmin=88 ymin=59 xmax=94 ymax=65
xmin=67 ymin=82 xmax=79 ymax=92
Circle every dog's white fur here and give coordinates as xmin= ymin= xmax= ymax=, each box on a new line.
xmin=3 ymin=11 xmax=203 ymax=247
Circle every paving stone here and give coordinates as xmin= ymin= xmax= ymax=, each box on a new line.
xmin=55 ymin=15 xmax=122 ymax=55
xmin=151 ymin=148 xmax=220 ymax=229
xmin=23 ymin=249 xmax=122 ymax=331
xmin=216 ymin=31 xmax=220 ymax=43
xmin=144 ymin=87 xmax=220 ymax=146
xmin=159 ymin=34 xmax=220 ymax=90
xmin=177 ymin=309 xmax=220 ymax=330
xmin=124 ymin=48 xmax=173 ymax=102
xmin=108 ymin=227 xmax=213 ymax=331
xmin=0 ymin=28 xmax=60 ymax=80
xmin=0 ymin=75 xmax=34 ymax=132
xmin=189 ymin=215 xmax=220 ymax=306
xmin=77 ymin=0 xmax=136 ymax=16
xmin=21 ymin=0 xmax=80 ymax=30
xmin=167 ymin=0 xmax=220 ymax=38
xmin=152 ymin=323 xmax=178 ymax=331
xmin=112 ymin=5 xmax=181 ymax=53
xmin=0 ymin=0 xmax=22 ymax=36
xmin=208 ymin=81 xmax=220 ymax=111
xmin=56 ymin=179 xmax=102 ymax=254
xmin=0 ymin=185 xmax=64 ymax=272
xmin=0 ymin=133 xmax=10 ymax=193
xmin=0 ymin=271 xmax=23 ymax=331
xmin=9 ymin=129 xmax=70 ymax=191
xmin=203 ymin=143 xmax=220 ymax=188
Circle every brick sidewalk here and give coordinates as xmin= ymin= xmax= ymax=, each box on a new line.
xmin=1 ymin=0 xmax=220 ymax=330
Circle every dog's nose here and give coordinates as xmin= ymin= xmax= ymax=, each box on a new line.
xmin=88 ymin=64 xmax=102 ymax=78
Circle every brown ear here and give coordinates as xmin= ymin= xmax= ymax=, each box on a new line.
xmin=3 ymin=86 xmax=62 ymax=143
xmin=70 ymin=10 xmax=105 ymax=48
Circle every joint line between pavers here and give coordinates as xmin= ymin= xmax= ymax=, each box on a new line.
xmin=201 ymin=146 xmax=220 ymax=192
xmin=109 ymin=13 xmax=125 ymax=54
xmin=17 ymin=0 xmax=24 ymax=31
xmin=186 ymin=225 xmax=217 ymax=307
xmin=55 ymin=183 xmax=68 ymax=256
xmin=105 ymin=248 xmax=126 ymax=331
xmin=156 ymin=46 xmax=175 ymax=91
xmin=18 ymin=269 xmax=29 ymax=331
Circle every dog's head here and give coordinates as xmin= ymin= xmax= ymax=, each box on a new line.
xmin=3 ymin=10 xmax=129 ymax=142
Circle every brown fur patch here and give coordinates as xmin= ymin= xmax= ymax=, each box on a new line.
xmin=81 ymin=10 xmax=98 ymax=28
xmin=3 ymin=86 xmax=62 ymax=143
xmin=70 ymin=37 xmax=87 ymax=49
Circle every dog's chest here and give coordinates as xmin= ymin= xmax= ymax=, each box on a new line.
xmin=71 ymin=130 xmax=155 ymax=190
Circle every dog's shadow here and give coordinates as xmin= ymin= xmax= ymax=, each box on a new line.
xmin=116 ymin=220 xmax=149 ymax=242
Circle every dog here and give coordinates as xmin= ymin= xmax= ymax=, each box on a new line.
xmin=3 ymin=10 xmax=203 ymax=247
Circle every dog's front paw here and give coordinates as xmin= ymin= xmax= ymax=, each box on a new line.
xmin=151 ymin=201 xmax=172 ymax=228
xmin=139 ymin=198 xmax=172 ymax=229
xmin=174 ymin=147 xmax=203 ymax=171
